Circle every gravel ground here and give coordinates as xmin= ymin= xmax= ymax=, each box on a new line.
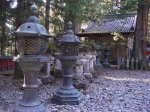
xmin=0 ymin=69 xmax=150 ymax=112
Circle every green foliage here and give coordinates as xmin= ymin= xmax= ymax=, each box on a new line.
xmin=48 ymin=38 xmax=58 ymax=51
xmin=49 ymin=0 xmax=150 ymax=37
xmin=84 ymin=40 xmax=92 ymax=46
xmin=111 ymin=32 xmax=127 ymax=41
xmin=0 ymin=0 xmax=11 ymax=21
xmin=0 ymin=0 xmax=45 ymax=56
xmin=50 ymin=0 xmax=113 ymax=35
xmin=112 ymin=0 xmax=138 ymax=14
xmin=145 ymin=12 xmax=150 ymax=43
xmin=0 ymin=0 xmax=150 ymax=56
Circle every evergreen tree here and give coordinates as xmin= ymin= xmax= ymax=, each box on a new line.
xmin=110 ymin=0 xmax=150 ymax=58
xmin=0 ymin=0 xmax=12 ymax=55
xmin=49 ymin=0 xmax=113 ymax=36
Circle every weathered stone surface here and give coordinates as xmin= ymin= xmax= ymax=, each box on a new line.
xmin=75 ymin=60 xmax=84 ymax=79
xmin=73 ymin=80 xmax=89 ymax=90
xmin=40 ymin=75 xmax=55 ymax=84
xmin=13 ymin=103 xmax=47 ymax=112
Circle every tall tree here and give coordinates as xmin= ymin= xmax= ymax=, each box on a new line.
xmin=45 ymin=0 xmax=51 ymax=31
xmin=13 ymin=0 xmax=25 ymax=79
xmin=112 ymin=0 xmax=150 ymax=58
xmin=147 ymin=12 xmax=150 ymax=43
xmin=0 ymin=0 xmax=11 ymax=55
xmin=50 ymin=0 xmax=113 ymax=36
xmin=135 ymin=0 xmax=149 ymax=58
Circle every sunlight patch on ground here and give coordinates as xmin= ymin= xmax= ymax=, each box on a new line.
xmin=104 ymin=76 xmax=150 ymax=83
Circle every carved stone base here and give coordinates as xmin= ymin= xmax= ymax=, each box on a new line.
xmin=93 ymin=64 xmax=103 ymax=77
xmin=73 ymin=74 xmax=85 ymax=80
xmin=95 ymin=64 xmax=103 ymax=69
xmin=103 ymin=63 xmax=111 ymax=68
xmin=84 ymin=73 xmax=92 ymax=78
xmin=52 ymin=88 xmax=83 ymax=105
xmin=13 ymin=103 xmax=49 ymax=112
xmin=73 ymin=80 xmax=89 ymax=90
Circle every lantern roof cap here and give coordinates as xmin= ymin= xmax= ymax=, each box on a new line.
xmin=57 ymin=21 xmax=82 ymax=44
xmin=14 ymin=4 xmax=52 ymax=38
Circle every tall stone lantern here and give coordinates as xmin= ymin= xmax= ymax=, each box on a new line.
xmin=13 ymin=4 xmax=51 ymax=112
xmin=52 ymin=21 xmax=83 ymax=105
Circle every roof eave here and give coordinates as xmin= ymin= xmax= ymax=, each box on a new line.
xmin=76 ymin=32 xmax=134 ymax=37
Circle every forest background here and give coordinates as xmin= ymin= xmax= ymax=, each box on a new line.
xmin=0 ymin=0 xmax=150 ymax=78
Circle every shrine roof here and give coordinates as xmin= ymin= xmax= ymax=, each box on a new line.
xmin=78 ymin=13 xmax=137 ymax=35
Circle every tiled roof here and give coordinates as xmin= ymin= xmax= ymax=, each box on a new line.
xmin=78 ymin=14 xmax=137 ymax=34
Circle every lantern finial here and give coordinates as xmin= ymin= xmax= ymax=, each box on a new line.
xmin=67 ymin=21 xmax=72 ymax=30
xmin=30 ymin=4 xmax=38 ymax=15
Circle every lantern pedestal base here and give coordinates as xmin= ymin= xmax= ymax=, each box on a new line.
xmin=95 ymin=63 xmax=104 ymax=69
xmin=96 ymin=49 xmax=103 ymax=70
xmin=103 ymin=63 xmax=111 ymax=68
xmin=13 ymin=55 xmax=50 ymax=112
xmin=84 ymin=72 xmax=93 ymax=78
xmin=103 ymin=49 xmax=110 ymax=68
xmin=13 ymin=103 xmax=49 ymax=112
xmin=52 ymin=56 xmax=83 ymax=105
xmin=52 ymin=88 xmax=82 ymax=105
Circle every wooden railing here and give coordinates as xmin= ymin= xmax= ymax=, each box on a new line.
xmin=117 ymin=57 xmax=150 ymax=70
xmin=0 ymin=56 xmax=14 ymax=71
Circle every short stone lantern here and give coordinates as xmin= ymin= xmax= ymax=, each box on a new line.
xmin=95 ymin=41 xmax=103 ymax=69
xmin=13 ymin=4 xmax=51 ymax=112
xmin=103 ymin=44 xmax=111 ymax=68
xmin=52 ymin=21 xmax=83 ymax=105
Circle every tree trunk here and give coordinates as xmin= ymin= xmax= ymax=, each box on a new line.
xmin=45 ymin=0 xmax=50 ymax=31
xmin=1 ymin=21 xmax=6 ymax=55
xmin=1 ymin=0 xmax=6 ymax=56
xmin=74 ymin=19 xmax=81 ymax=34
xmin=141 ymin=0 xmax=149 ymax=58
xmin=134 ymin=0 xmax=149 ymax=58
xmin=13 ymin=0 xmax=25 ymax=79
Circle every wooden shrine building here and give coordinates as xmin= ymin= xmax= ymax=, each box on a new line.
xmin=76 ymin=13 xmax=137 ymax=64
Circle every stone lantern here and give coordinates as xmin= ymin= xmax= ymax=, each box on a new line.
xmin=103 ymin=44 xmax=111 ymax=68
xmin=13 ymin=4 xmax=51 ymax=112
xmin=95 ymin=42 xmax=103 ymax=69
xmin=52 ymin=21 xmax=83 ymax=105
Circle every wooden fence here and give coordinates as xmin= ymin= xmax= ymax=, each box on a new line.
xmin=117 ymin=57 xmax=150 ymax=70
xmin=0 ymin=56 xmax=14 ymax=74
